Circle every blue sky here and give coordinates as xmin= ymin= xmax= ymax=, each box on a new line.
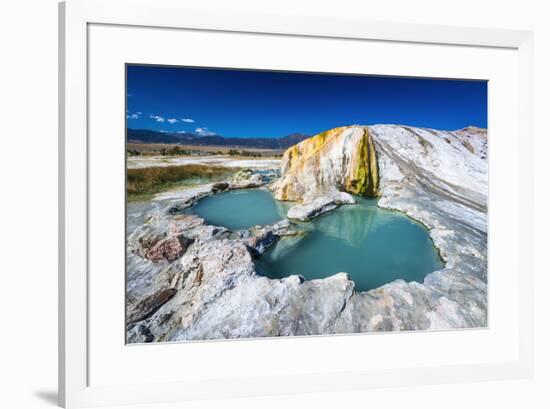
xmin=126 ymin=65 xmax=487 ymax=138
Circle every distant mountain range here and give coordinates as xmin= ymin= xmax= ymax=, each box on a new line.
xmin=127 ymin=128 xmax=309 ymax=149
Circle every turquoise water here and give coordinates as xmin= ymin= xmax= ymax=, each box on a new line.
xmin=190 ymin=190 xmax=444 ymax=292
xmin=189 ymin=189 xmax=288 ymax=230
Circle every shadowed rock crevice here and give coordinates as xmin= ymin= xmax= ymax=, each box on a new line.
xmin=344 ymin=128 xmax=379 ymax=197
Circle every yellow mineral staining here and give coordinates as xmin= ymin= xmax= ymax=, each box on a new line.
xmin=282 ymin=127 xmax=345 ymax=172
xmin=274 ymin=127 xmax=346 ymax=201
xmin=274 ymin=126 xmax=379 ymax=201
xmin=343 ymin=128 xmax=379 ymax=197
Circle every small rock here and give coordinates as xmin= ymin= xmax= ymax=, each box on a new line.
xmin=168 ymin=214 xmax=205 ymax=235
xmin=244 ymin=231 xmax=277 ymax=255
xmin=146 ymin=235 xmax=193 ymax=263
xmin=212 ymin=182 xmax=229 ymax=192
xmin=127 ymin=288 xmax=177 ymax=325
xmin=229 ymin=180 xmax=263 ymax=189
xmin=232 ymin=168 xmax=254 ymax=182
xmin=287 ymin=192 xmax=356 ymax=221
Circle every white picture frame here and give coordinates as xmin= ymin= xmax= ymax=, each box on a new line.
xmin=59 ymin=0 xmax=534 ymax=407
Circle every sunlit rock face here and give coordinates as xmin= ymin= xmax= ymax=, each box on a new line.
xmin=271 ymin=126 xmax=379 ymax=202
xmin=272 ymin=124 xmax=486 ymax=206
xmin=371 ymin=124 xmax=487 ymax=212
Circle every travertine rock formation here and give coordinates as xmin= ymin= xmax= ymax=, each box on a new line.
xmin=272 ymin=126 xmax=379 ymax=201
xmin=126 ymin=124 xmax=488 ymax=342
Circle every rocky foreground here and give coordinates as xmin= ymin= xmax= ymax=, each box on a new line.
xmin=127 ymin=125 xmax=488 ymax=342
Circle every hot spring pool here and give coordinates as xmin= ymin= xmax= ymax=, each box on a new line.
xmin=188 ymin=189 xmax=288 ymax=230
xmin=189 ymin=189 xmax=444 ymax=292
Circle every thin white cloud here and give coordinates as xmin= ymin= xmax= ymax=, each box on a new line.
xmin=195 ymin=127 xmax=216 ymax=136
xmin=127 ymin=113 xmax=140 ymax=120
xmin=149 ymin=114 xmax=165 ymax=123
xmin=167 ymin=118 xmax=178 ymax=124
xmin=181 ymin=118 xmax=195 ymax=123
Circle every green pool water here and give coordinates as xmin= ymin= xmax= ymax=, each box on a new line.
xmin=189 ymin=189 xmax=289 ymax=230
xmin=190 ymin=189 xmax=444 ymax=292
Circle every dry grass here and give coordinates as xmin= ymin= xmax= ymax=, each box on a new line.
xmin=127 ymin=142 xmax=283 ymax=157
xmin=127 ymin=164 xmax=237 ymax=201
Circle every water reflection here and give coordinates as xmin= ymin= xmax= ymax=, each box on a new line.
xmin=258 ymin=197 xmax=444 ymax=292
xmin=189 ymin=189 xmax=444 ymax=292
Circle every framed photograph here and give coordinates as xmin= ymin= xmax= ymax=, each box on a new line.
xmin=59 ymin=0 xmax=534 ymax=407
